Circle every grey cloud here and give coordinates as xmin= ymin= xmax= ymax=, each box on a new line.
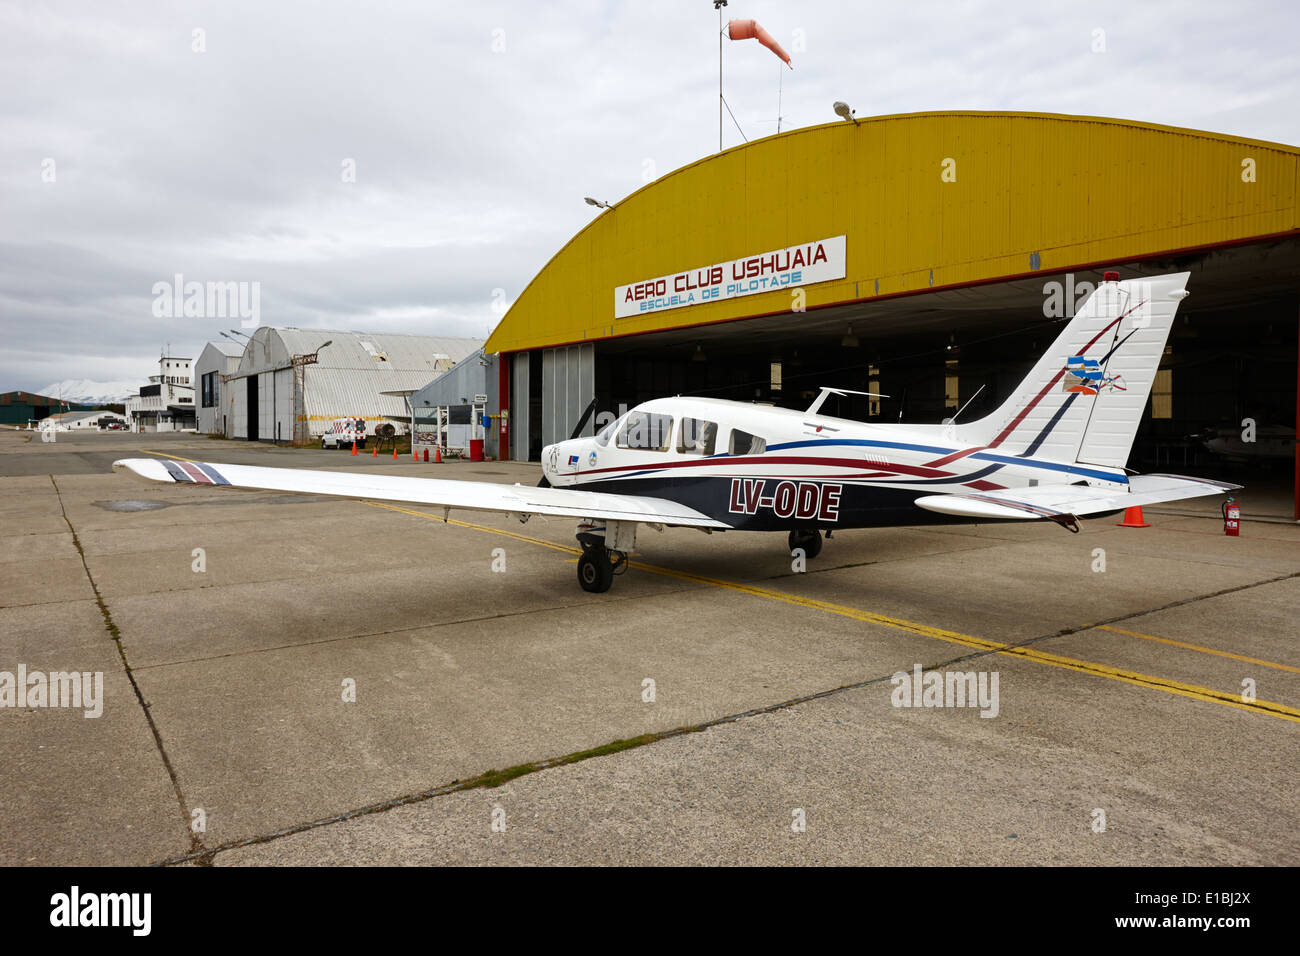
xmin=1 ymin=0 xmax=1296 ymax=390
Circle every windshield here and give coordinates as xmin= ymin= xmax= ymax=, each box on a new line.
xmin=617 ymin=411 xmax=673 ymax=452
xmin=594 ymin=416 xmax=620 ymax=447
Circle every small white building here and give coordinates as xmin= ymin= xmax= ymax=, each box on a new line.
xmin=222 ymin=329 xmax=482 ymax=443
xmin=44 ymin=410 xmax=128 ymax=430
xmin=127 ymin=354 xmax=195 ymax=432
xmin=194 ymin=341 xmax=244 ymax=435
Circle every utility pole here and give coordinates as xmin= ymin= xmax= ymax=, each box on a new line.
xmin=289 ymin=340 xmax=331 ymax=445
xmin=715 ymin=0 xmax=727 ymax=152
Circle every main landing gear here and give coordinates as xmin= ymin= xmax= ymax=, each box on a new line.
xmin=788 ymin=529 xmax=824 ymax=560
xmin=576 ymin=526 xmax=629 ymax=593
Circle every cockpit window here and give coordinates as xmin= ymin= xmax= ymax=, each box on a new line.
xmin=729 ymin=428 xmax=767 ymax=456
xmin=594 ymin=416 xmax=619 ymax=447
xmin=616 ymin=411 xmax=673 ymax=452
xmin=677 ymin=418 xmax=718 ymax=456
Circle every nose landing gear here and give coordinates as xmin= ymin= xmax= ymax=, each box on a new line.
xmin=788 ymin=528 xmax=824 ymax=560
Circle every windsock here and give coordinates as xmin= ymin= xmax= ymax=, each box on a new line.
xmin=728 ymin=19 xmax=792 ymax=69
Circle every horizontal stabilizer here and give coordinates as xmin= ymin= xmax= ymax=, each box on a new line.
xmin=112 ymin=458 xmax=731 ymax=529
xmin=914 ymin=474 xmax=1240 ymax=523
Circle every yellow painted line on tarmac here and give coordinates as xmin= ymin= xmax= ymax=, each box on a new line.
xmin=1098 ymin=625 xmax=1300 ymax=674
xmin=138 ymin=449 xmax=198 ymax=463
xmin=371 ymin=501 xmax=1300 ymax=723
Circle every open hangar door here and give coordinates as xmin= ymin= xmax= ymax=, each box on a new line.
xmin=588 ymin=242 xmax=1299 ymax=517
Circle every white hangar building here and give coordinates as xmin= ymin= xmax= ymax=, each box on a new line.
xmin=194 ymin=340 xmax=244 ymax=435
xmin=221 ymin=328 xmax=483 ymax=443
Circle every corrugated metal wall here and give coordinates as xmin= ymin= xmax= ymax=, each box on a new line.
xmin=222 ymin=328 xmax=485 ymax=441
xmin=230 ymin=375 xmax=247 ymax=439
xmin=258 ymin=372 xmax=274 ymax=442
xmin=273 ymin=368 xmax=293 ymax=442
xmin=302 ymin=367 xmax=436 ymax=436
xmin=541 ymin=344 xmax=594 ymax=447
xmin=511 ymin=352 xmax=529 ymax=461
xmin=486 ymin=112 xmax=1300 ymax=354
xmin=411 ymin=352 xmax=487 ymax=408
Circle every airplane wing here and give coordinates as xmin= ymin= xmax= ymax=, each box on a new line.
xmin=913 ymin=474 xmax=1240 ymax=531
xmin=112 ymin=458 xmax=731 ymax=529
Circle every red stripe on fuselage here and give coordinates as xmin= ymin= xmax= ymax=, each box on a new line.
xmin=925 ymin=445 xmax=989 ymax=467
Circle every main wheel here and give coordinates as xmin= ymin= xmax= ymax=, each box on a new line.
xmin=577 ymin=547 xmax=614 ymax=593
xmin=788 ymin=529 xmax=823 ymax=560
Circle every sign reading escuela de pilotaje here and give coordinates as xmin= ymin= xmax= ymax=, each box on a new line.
xmin=614 ymin=235 xmax=846 ymax=319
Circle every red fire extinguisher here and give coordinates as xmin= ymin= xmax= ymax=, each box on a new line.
xmin=1222 ymin=497 xmax=1240 ymax=536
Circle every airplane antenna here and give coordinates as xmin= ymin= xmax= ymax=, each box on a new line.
xmin=776 ymin=62 xmax=783 ymax=134
xmin=806 ymin=386 xmax=888 ymax=417
xmin=946 ymin=384 xmax=987 ymax=424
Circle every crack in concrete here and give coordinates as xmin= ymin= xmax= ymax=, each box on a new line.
xmin=50 ymin=475 xmax=209 ymax=863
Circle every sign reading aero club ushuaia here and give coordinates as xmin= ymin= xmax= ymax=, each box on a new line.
xmin=614 ymin=235 xmax=846 ymax=319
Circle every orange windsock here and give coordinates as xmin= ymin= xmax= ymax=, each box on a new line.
xmin=728 ymin=19 xmax=792 ymax=68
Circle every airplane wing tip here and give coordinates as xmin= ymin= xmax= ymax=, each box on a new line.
xmin=113 ymin=458 xmax=173 ymax=483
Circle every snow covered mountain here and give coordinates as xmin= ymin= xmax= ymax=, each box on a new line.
xmin=35 ymin=379 xmax=149 ymax=405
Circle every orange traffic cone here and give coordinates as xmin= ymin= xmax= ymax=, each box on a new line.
xmin=434 ymin=445 xmax=442 ymax=463
xmin=371 ymin=446 xmax=377 ymax=458
xmin=1116 ymin=506 xmax=1150 ymax=528
xmin=392 ymin=447 xmax=398 ymax=460
xmin=350 ymin=441 xmax=357 ymax=455
xmin=412 ymin=445 xmax=419 ymax=462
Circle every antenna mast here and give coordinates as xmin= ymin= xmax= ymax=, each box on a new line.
xmin=714 ymin=0 xmax=727 ymax=152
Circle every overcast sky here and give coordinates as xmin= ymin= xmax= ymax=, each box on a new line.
xmin=2 ymin=0 xmax=1297 ymax=391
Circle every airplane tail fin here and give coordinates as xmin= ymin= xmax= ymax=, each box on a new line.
xmin=956 ymin=272 xmax=1190 ymax=469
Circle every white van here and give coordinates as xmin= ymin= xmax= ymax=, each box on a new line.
xmin=321 ymin=418 xmax=368 ymax=449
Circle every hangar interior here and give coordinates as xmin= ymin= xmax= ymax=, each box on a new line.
xmin=589 ymin=241 xmax=1299 ymax=477
xmin=487 ymin=112 xmax=1299 ymax=516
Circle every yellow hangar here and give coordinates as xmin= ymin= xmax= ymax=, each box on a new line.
xmin=485 ymin=110 xmax=1300 ymax=516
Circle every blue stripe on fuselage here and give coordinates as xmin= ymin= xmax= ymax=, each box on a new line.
xmin=970 ymin=452 xmax=1126 ymax=483
xmin=766 ymin=438 xmax=953 ymax=455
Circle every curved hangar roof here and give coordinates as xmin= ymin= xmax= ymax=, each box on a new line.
xmin=485 ymin=111 xmax=1299 ymax=355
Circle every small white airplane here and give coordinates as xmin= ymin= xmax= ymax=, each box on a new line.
xmin=1195 ymin=422 xmax=1295 ymax=462
xmin=115 ymin=271 xmax=1239 ymax=593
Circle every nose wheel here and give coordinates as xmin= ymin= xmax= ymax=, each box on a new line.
xmin=788 ymin=529 xmax=824 ymax=559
